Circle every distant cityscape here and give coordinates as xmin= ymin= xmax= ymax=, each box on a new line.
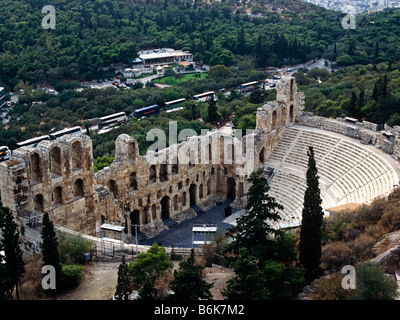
xmin=301 ymin=0 xmax=400 ymax=13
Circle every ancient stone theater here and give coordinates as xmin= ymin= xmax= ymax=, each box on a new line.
xmin=1 ymin=76 xmax=399 ymax=242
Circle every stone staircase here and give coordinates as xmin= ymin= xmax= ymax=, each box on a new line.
xmin=135 ymin=232 xmax=147 ymax=243
xmin=162 ymin=218 xmax=176 ymax=228
xmin=191 ymin=205 xmax=205 ymax=215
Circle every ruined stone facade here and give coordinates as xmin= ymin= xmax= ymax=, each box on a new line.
xmin=0 ymin=76 xmax=303 ymax=241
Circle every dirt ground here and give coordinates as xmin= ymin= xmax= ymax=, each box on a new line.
xmin=58 ymin=259 xmax=234 ymax=300
xmin=204 ymin=265 xmax=235 ymax=300
xmin=58 ymin=261 xmax=120 ymax=300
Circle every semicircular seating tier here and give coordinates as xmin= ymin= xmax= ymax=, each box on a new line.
xmin=264 ymin=125 xmax=399 ymax=229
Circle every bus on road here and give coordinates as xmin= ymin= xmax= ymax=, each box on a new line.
xmin=0 ymin=146 xmax=11 ymax=162
xmin=49 ymin=126 xmax=82 ymax=140
xmin=163 ymin=98 xmax=186 ymax=111
xmin=98 ymin=112 xmax=127 ymax=129
xmin=133 ymin=105 xmax=161 ymax=118
xmin=193 ymin=91 xmax=216 ymax=102
xmin=239 ymin=81 xmax=258 ymax=93
xmin=16 ymin=135 xmax=50 ymax=148
xmin=166 ymin=107 xmax=184 ymax=113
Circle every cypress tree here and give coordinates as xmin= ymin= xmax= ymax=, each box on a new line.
xmin=298 ymin=146 xmax=324 ymax=283
xmin=41 ymin=212 xmax=62 ymax=293
xmin=0 ymin=206 xmax=25 ymax=299
xmin=114 ymin=255 xmax=131 ymax=300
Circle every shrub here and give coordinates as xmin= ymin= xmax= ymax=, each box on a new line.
xmin=18 ymin=254 xmax=46 ymax=300
xmin=349 ymin=234 xmax=377 ymax=260
xmin=349 ymin=262 xmax=398 ymax=300
xmin=60 ymin=265 xmax=84 ymax=290
xmin=308 ymin=272 xmax=352 ymax=300
xmin=378 ymin=200 xmax=400 ymax=233
xmin=58 ymin=233 xmax=95 ymax=265
xmin=321 ymin=241 xmax=352 ymax=270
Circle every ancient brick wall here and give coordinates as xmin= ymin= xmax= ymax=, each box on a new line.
xmin=0 ymin=76 xmax=303 ymax=241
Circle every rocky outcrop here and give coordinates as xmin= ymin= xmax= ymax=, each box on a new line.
xmin=371 ymin=230 xmax=400 ymax=278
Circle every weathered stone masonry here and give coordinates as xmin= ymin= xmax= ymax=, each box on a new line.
xmin=0 ymin=76 xmax=303 ymax=241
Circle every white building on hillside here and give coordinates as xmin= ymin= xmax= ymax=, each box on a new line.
xmin=138 ymin=48 xmax=193 ymax=67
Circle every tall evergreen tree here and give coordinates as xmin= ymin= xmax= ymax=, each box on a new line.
xmin=41 ymin=212 xmax=62 ymax=293
xmin=207 ymin=95 xmax=219 ymax=124
xmin=222 ymin=247 xmax=268 ymax=300
xmin=298 ymin=146 xmax=324 ymax=283
xmin=222 ymin=170 xmax=304 ymax=299
xmin=223 ymin=168 xmax=283 ymax=267
xmin=114 ymin=255 xmax=131 ymax=300
xmin=169 ymin=249 xmax=213 ymax=300
xmin=0 ymin=206 xmax=25 ymax=299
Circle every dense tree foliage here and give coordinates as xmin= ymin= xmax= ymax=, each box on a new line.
xmin=296 ymin=61 xmax=400 ymax=125
xmin=0 ymin=0 xmax=343 ymax=89
xmin=128 ymin=243 xmax=173 ymax=300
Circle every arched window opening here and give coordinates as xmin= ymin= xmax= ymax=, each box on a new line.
xmin=129 ymin=172 xmax=137 ymax=191
xmin=34 ymin=194 xmax=44 ymax=212
xmin=73 ymin=179 xmax=84 ymax=198
xmin=50 ymin=147 xmax=62 ymax=176
xmin=272 ymin=111 xmax=277 ymax=129
xmin=108 ymin=180 xmax=118 ymax=198
xmin=30 ymin=153 xmax=42 ymax=183
xmin=149 ymin=165 xmax=156 ymax=183
xmin=71 ymin=141 xmax=83 ymax=169
xmin=53 ymin=186 xmax=63 ymax=205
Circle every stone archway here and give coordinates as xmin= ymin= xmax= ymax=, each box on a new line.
xmin=227 ymin=178 xmax=236 ymax=200
xmin=130 ymin=210 xmax=140 ymax=233
xmin=161 ymin=196 xmax=170 ymax=220
xmin=289 ymin=105 xmax=294 ymax=123
xmin=33 ymin=194 xmax=44 ymax=212
xmin=189 ymin=184 xmax=197 ymax=207
xmin=30 ymin=152 xmax=42 ymax=183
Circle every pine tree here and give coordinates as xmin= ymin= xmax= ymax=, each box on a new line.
xmin=222 ymin=247 xmax=267 ymax=300
xmin=0 ymin=206 xmax=25 ymax=299
xmin=223 ymin=168 xmax=283 ymax=267
xmin=298 ymin=146 xmax=324 ymax=283
xmin=41 ymin=212 xmax=62 ymax=293
xmin=169 ymin=249 xmax=213 ymax=300
xmin=114 ymin=255 xmax=131 ymax=300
